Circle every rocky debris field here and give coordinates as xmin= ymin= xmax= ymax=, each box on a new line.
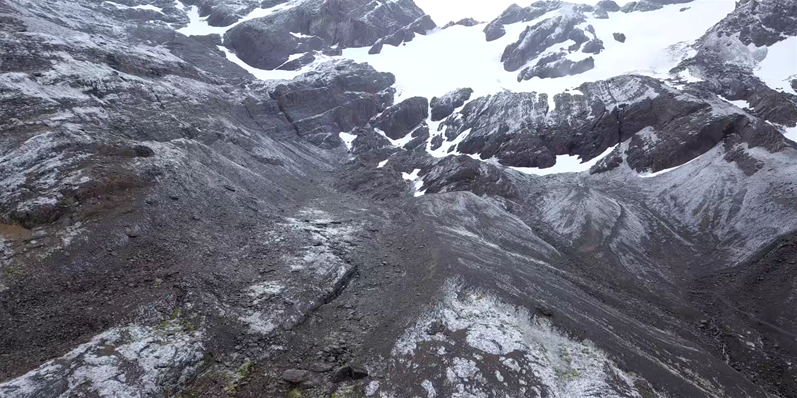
xmin=1 ymin=0 xmax=797 ymax=397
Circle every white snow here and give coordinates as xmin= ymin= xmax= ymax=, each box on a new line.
xmin=402 ymin=168 xmax=426 ymax=197
xmin=341 ymin=0 xmax=735 ymax=103
xmin=638 ymin=156 xmax=700 ymax=178
xmin=402 ymin=169 xmax=421 ymax=181
xmin=784 ymin=125 xmax=797 ymax=144
xmin=755 ymin=35 xmax=797 ymax=95
xmin=338 ymin=132 xmax=357 ymax=150
xmin=376 ymin=127 xmax=416 ymax=148
xmin=728 ymin=99 xmax=750 ymax=109
xmin=718 ymin=95 xmax=751 ymax=109
xmin=176 ymin=0 xmax=298 ymax=37
xmin=377 ymin=159 xmax=389 ymax=168
xmin=427 ymin=127 xmax=471 ymax=158
xmin=104 ymin=1 xmax=164 ymax=12
xmin=510 ymin=144 xmax=618 ymax=176
xmin=413 ymin=0 xmax=635 ymax=25
xmin=176 ymin=0 xmax=313 ymax=80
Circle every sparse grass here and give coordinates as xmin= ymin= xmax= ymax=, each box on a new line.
xmin=224 ymin=360 xmax=253 ymax=396
xmin=287 ymin=388 xmax=302 ymax=398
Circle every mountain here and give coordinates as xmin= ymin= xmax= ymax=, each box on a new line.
xmin=1 ymin=0 xmax=796 ymax=397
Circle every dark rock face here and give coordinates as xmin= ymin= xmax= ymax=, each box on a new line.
xmin=567 ymin=28 xmax=589 ymax=51
xmin=594 ymin=8 xmax=609 ymax=18
xmin=368 ymin=40 xmax=384 ymax=54
xmin=596 ymin=0 xmax=621 ymax=12
xmin=500 ymin=4 xmax=595 ymax=78
xmin=436 ymin=75 xmax=791 ymax=173
xmin=705 ymin=0 xmax=797 ymax=47
xmin=192 ymin=0 xmax=264 ymax=27
xmin=275 ymin=52 xmax=316 ymax=71
xmin=483 ymin=23 xmax=506 ymax=41
xmin=613 ymin=32 xmax=626 ymax=42
xmin=224 ymin=0 xmax=432 ymax=69
xmin=420 ymin=156 xmax=520 ymax=199
xmin=675 ymin=0 xmax=797 ymax=129
xmin=370 ymin=96 xmax=429 ymax=140
xmin=364 ymin=14 xmax=437 ymax=55
xmin=430 ymin=88 xmax=474 ymax=121
xmin=622 ymin=1 xmax=664 ymax=13
xmin=269 ymin=60 xmax=396 ymax=145
xmin=442 ymin=17 xmax=480 ymax=29
xmin=582 ymin=38 xmax=604 ymax=54
xmin=483 ymin=1 xmax=564 ymax=41
xmin=519 ymin=55 xmax=595 ymax=81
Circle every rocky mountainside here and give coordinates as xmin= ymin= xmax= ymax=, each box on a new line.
xmin=1 ymin=0 xmax=797 ymax=397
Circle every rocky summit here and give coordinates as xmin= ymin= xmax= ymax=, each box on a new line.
xmin=1 ymin=0 xmax=797 ymax=397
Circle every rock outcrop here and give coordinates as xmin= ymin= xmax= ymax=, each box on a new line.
xmin=370 ymin=96 xmax=429 ymax=140
xmin=482 ymin=1 xmax=564 ymax=42
xmin=224 ymin=0 xmax=433 ymax=69
xmin=430 ymin=88 xmax=474 ymax=121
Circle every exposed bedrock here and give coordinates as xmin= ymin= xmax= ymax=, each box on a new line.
xmin=224 ymin=0 xmax=433 ymax=69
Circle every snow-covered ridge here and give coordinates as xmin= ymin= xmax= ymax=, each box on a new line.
xmin=343 ymin=0 xmax=736 ymax=103
xmin=175 ymin=0 xmax=314 ymax=80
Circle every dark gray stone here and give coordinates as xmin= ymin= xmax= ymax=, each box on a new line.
xmin=430 ymin=88 xmax=474 ymax=121
xmin=582 ymin=38 xmax=604 ymax=54
xmin=371 ymin=96 xmax=429 ymax=140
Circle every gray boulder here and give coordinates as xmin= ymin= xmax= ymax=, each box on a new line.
xmin=370 ymin=96 xmax=429 ymax=140
xmin=596 ymin=0 xmax=621 ymax=12
xmin=430 ymin=88 xmax=474 ymax=121
xmin=484 ymin=23 xmax=506 ymax=41
xmin=519 ymin=56 xmax=595 ymax=81
xmin=582 ymin=38 xmax=604 ymax=54
xmin=443 ymin=17 xmax=480 ymax=29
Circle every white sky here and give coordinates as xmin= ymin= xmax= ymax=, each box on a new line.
xmin=413 ymin=0 xmax=634 ymax=24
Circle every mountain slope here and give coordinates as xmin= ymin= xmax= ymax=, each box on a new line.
xmin=1 ymin=0 xmax=796 ymax=397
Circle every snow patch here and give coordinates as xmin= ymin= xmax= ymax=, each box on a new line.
xmin=342 ymin=0 xmax=734 ymax=102
xmin=755 ymin=35 xmax=797 ymax=95
xmin=402 ymin=168 xmax=426 ymax=197
xmin=638 ymin=156 xmax=700 ymax=178
xmin=104 ymin=1 xmax=164 ymax=12
xmin=718 ymin=95 xmax=751 ymax=109
xmin=339 ymin=132 xmax=357 ymax=150
xmin=510 ymin=144 xmax=618 ymax=176
xmin=177 ymin=1 xmax=313 ymax=80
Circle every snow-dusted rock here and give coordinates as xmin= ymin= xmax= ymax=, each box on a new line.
xmin=500 ymin=4 xmax=589 ymax=74
xmin=430 ymin=87 xmax=473 ymax=121
xmin=224 ymin=0 xmax=430 ymax=69
xmin=370 ymin=96 xmax=429 ymax=140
